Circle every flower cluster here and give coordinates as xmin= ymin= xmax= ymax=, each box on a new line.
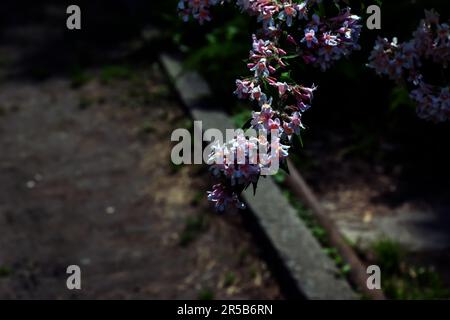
xmin=234 ymin=35 xmax=316 ymax=139
xmin=178 ymin=1 xmax=361 ymax=211
xmin=235 ymin=34 xmax=317 ymax=112
xmin=368 ymin=10 xmax=450 ymax=122
xmin=411 ymin=84 xmax=450 ymax=122
xmin=206 ymin=126 xmax=289 ymax=211
xmin=292 ymin=8 xmax=362 ymax=70
xmin=206 ymin=34 xmax=315 ymax=211
xmin=177 ymin=0 xmax=224 ymax=24
xmin=178 ymin=1 xmax=361 ymax=70
xmin=207 ymin=184 xmax=246 ymax=212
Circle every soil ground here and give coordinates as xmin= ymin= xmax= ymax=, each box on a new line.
xmin=0 ymin=10 xmax=281 ymax=299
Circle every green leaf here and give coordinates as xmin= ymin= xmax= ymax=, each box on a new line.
xmin=341 ymin=264 xmax=352 ymax=274
xmin=232 ymin=109 xmax=253 ymax=128
xmin=280 ymin=71 xmax=293 ymax=82
xmin=282 ymin=54 xmax=300 ymax=60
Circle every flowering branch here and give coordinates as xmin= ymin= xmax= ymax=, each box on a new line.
xmin=178 ymin=0 xmax=362 ymax=211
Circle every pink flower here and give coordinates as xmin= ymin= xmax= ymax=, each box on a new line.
xmin=278 ymin=3 xmax=297 ymax=27
xmin=250 ymin=85 xmax=267 ymax=102
xmin=207 ymin=184 xmax=246 ymax=212
xmin=267 ymin=118 xmax=281 ymax=130
xmin=249 ymin=58 xmax=270 ymax=78
xmin=301 ymin=28 xmax=318 ymax=48
xmin=322 ymin=32 xmax=339 ymax=46
xmin=251 ymin=101 xmax=275 ymax=130
xmin=234 ymin=79 xmax=253 ymax=99
xmin=272 ymin=82 xmax=290 ymax=96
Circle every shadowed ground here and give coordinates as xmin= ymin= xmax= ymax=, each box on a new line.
xmin=0 ymin=4 xmax=281 ymax=299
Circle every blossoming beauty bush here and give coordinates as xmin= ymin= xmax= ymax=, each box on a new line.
xmin=177 ymin=0 xmax=362 ymax=211
xmin=368 ymin=9 xmax=450 ymax=122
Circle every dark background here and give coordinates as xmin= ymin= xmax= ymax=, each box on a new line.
xmin=0 ymin=0 xmax=449 ymax=299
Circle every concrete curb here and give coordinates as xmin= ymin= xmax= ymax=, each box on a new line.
xmin=160 ymin=53 xmax=357 ymax=300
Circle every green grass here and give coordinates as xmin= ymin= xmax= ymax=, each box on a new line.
xmin=138 ymin=120 xmax=156 ymax=135
xmin=100 ymin=65 xmax=133 ymax=84
xmin=70 ymin=68 xmax=92 ymax=88
xmin=223 ymin=271 xmax=236 ymax=287
xmin=382 ymin=266 xmax=449 ymax=299
xmin=0 ymin=266 xmax=12 ymax=278
xmin=370 ymin=238 xmax=449 ymax=299
xmin=273 ymin=171 xmax=286 ymax=184
xmin=372 ymin=238 xmax=404 ymax=274
xmin=190 ymin=191 xmax=204 ymax=206
xmin=281 ymin=189 xmax=350 ymax=277
xmin=179 ymin=214 xmax=209 ymax=247
xmin=198 ymin=288 xmax=214 ymax=300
